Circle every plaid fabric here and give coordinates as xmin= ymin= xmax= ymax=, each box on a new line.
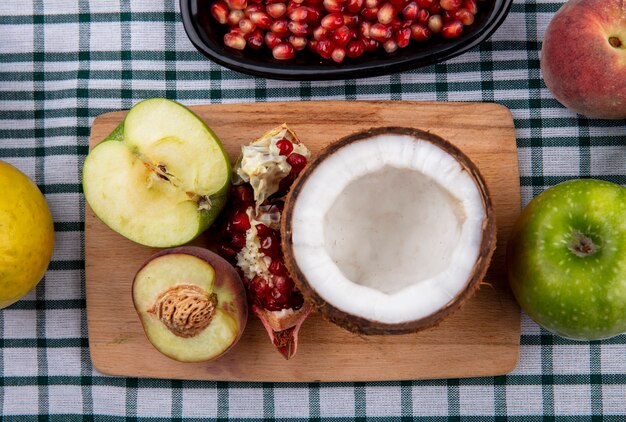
xmin=1 ymin=0 xmax=625 ymax=419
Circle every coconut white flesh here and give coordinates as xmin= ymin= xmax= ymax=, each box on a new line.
xmin=290 ymin=134 xmax=486 ymax=324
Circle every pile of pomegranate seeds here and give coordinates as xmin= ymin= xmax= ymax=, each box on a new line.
xmin=210 ymin=0 xmax=480 ymax=62
xmin=218 ymin=141 xmax=307 ymax=313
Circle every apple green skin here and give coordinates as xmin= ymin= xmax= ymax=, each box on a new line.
xmin=507 ymin=179 xmax=626 ymax=340
xmin=540 ymin=0 xmax=626 ymax=119
xmin=84 ymin=100 xmax=231 ymax=247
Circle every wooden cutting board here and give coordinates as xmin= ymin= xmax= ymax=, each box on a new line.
xmin=86 ymin=101 xmax=521 ymax=382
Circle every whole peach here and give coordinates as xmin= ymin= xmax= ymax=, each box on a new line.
xmin=541 ymin=0 xmax=626 ymax=119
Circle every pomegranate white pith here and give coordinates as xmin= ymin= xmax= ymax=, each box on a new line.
xmin=285 ymin=129 xmax=494 ymax=331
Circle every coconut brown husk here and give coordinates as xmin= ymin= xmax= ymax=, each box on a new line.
xmin=281 ymin=127 xmax=496 ymax=335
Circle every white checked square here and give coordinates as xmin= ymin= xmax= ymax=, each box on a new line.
xmin=47 ymin=192 xmax=82 ymax=223
xmin=459 ymin=386 xmax=495 ymax=415
xmin=0 ymin=25 xmax=34 ymax=54
xmin=43 ymin=23 xmax=79 ymax=53
xmin=553 ymin=345 xmax=590 ymax=375
xmin=49 ymin=385 xmax=83 ymax=414
xmin=274 ymin=387 xmax=309 ymax=418
xmin=46 ymin=347 xmax=82 ymax=376
xmin=554 ymin=384 xmax=591 ymax=416
xmin=541 ymin=147 xmax=580 ymax=176
xmin=0 ymin=1 xmax=33 ymax=15
xmin=3 ymin=308 xmax=37 ymax=339
xmin=591 ymin=146 xmax=626 ymax=176
xmin=506 ymin=385 xmax=543 ymax=416
xmin=92 ymin=386 xmax=126 ymax=416
xmin=2 ymin=158 xmax=36 ymax=181
xmin=228 ymin=388 xmax=263 ymax=418
xmin=137 ymin=388 xmax=172 ymax=417
xmin=45 ymin=154 xmax=80 ymax=185
xmin=412 ymin=386 xmax=448 ymax=417
xmin=89 ymin=3 xmax=120 ymax=14
xmin=600 ymin=344 xmax=626 ymax=373
xmin=51 ymin=231 xmax=82 ymax=262
xmin=129 ymin=21 xmax=165 ymax=51
xmin=319 ymin=386 xmax=355 ymax=417
xmin=181 ymin=388 xmax=218 ymax=418
xmin=366 ymin=386 xmax=402 ymax=416
xmin=3 ymin=347 xmax=38 ymax=377
xmin=3 ymin=386 xmax=39 ymax=415
xmin=90 ymin=22 xmax=122 ymax=52
xmin=512 ymin=344 xmax=542 ymax=375
xmin=44 ymin=270 xmax=82 ymax=301
xmin=45 ymin=308 xmax=81 ymax=339
xmin=601 ymin=385 xmax=626 ymax=415
xmin=43 ymin=0 xmax=79 ymax=14
xmin=130 ymin=0 xmax=166 ymax=12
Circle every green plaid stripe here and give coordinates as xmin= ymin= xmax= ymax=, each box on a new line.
xmin=1 ymin=0 xmax=625 ymax=418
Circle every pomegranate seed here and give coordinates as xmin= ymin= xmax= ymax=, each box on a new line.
xmin=230 ymin=10 xmax=246 ymax=26
xmin=331 ymin=46 xmax=346 ymax=62
xmin=346 ymin=39 xmax=365 ymax=57
xmin=210 ymin=1 xmax=229 ymax=24
xmin=289 ymin=20 xmax=310 ymax=35
xmin=416 ymin=8 xmax=429 ymax=23
xmin=361 ymin=37 xmax=380 ymax=51
xmin=454 ymin=8 xmax=474 ymax=25
xmin=347 ymin=0 xmax=364 ymax=13
xmin=323 ymin=0 xmax=344 ymax=12
xmin=224 ymin=31 xmax=247 ymax=49
xmin=395 ymin=27 xmax=411 ymax=47
xmin=410 ymin=23 xmax=431 ymax=41
xmin=359 ymin=21 xmax=372 ymax=37
xmin=255 ymin=223 xmax=272 ymax=238
xmin=251 ymin=276 xmax=270 ymax=299
xmin=248 ymin=30 xmax=265 ymax=48
xmin=306 ymin=6 xmax=322 ymax=22
xmin=231 ymin=212 xmax=251 ymax=232
xmin=290 ymin=6 xmax=310 ymax=21
xmin=287 ymin=153 xmax=307 ymax=172
xmin=232 ymin=184 xmax=254 ymax=203
xmin=293 ymin=0 xmax=305 ymax=3
xmin=308 ymin=39 xmax=319 ymax=51
xmin=343 ymin=13 xmax=359 ymax=28
xmin=427 ymin=13 xmax=442 ymax=32
xmin=265 ymin=31 xmax=284 ymax=48
xmin=441 ymin=19 xmax=463 ymax=38
xmin=402 ymin=2 xmax=418 ymax=20
xmin=219 ymin=244 xmax=237 ymax=259
xmin=239 ymin=18 xmax=256 ymax=34
xmin=360 ymin=6 xmax=379 ymax=19
xmin=287 ymin=0 xmax=300 ymax=14
xmin=260 ymin=234 xmax=281 ymax=257
xmin=313 ymin=25 xmax=331 ymax=40
xmin=271 ymin=19 xmax=290 ymax=35
xmin=269 ymin=259 xmax=288 ymax=275
xmin=321 ymin=12 xmax=344 ymax=29
xmin=369 ymin=23 xmax=392 ymax=42
xmin=226 ymin=0 xmax=248 ymax=10
xmin=463 ymin=0 xmax=477 ymax=14
xmin=267 ymin=3 xmax=287 ymax=18
xmin=231 ymin=233 xmax=247 ymax=250
xmin=275 ymin=276 xmax=295 ymax=295
xmin=250 ymin=0 xmax=263 ymax=3
xmin=377 ymin=3 xmax=395 ymax=24
xmin=276 ymin=138 xmax=295 ymax=155
xmin=383 ymin=38 xmax=398 ymax=52
xmin=442 ymin=10 xmax=455 ymax=21
xmin=288 ymin=35 xmax=306 ymax=50
xmin=333 ymin=25 xmax=352 ymax=47
xmin=389 ymin=17 xmax=402 ymax=31
xmin=416 ymin=0 xmax=433 ymax=7
xmin=390 ymin=0 xmax=405 ymax=7
xmin=273 ymin=42 xmax=296 ymax=59
xmin=245 ymin=4 xmax=264 ymax=15
xmin=249 ymin=11 xmax=272 ymax=29
xmin=428 ymin=2 xmax=441 ymax=12
xmin=440 ymin=0 xmax=462 ymax=10
xmin=365 ymin=0 xmax=379 ymax=8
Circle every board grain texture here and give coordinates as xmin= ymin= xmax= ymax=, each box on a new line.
xmin=86 ymin=101 xmax=521 ymax=382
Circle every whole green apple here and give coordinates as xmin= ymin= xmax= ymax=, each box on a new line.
xmin=507 ymin=179 xmax=626 ymax=340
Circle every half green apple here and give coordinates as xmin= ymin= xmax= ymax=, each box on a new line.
xmin=83 ymin=98 xmax=230 ymax=247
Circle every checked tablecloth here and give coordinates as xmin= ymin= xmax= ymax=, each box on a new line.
xmin=1 ymin=0 xmax=625 ymax=419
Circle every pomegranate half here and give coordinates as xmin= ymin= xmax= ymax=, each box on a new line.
xmin=281 ymin=127 xmax=496 ymax=334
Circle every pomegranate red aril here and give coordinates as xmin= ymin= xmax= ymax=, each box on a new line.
xmin=410 ymin=23 xmax=431 ymax=41
xmin=260 ymin=233 xmax=282 ymax=257
xmin=442 ymin=10 xmax=455 ymax=21
xmin=267 ymin=2 xmax=287 ymax=18
xmin=331 ymin=46 xmax=346 ymax=62
xmin=231 ymin=212 xmax=251 ymax=232
xmin=224 ymin=31 xmax=247 ymax=49
xmin=271 ymin=18 xmax=290 ymax=35
xmin=227 ymin=9 xmax=245 ymax=25
xmin=289 ymin=20 xmax=310 ymax=35
xmin=383 ymin=38 xmax=398 ymax=52
xmin=286 ymin=153 xmax=308 ymax=172
xmin=369 ymin=23 xmax=392 ymax=42
xmin=323 ymin=0 xmax=344 ymax=12
xmin=360 ymin=6 xmax=379 ymax=20
xmin=395 ymin=27 xmax=411 ymax=47
xmin=362 ymin=36 xmax=380 ymax=51
xmin=275 ymin=276 xmax=295 ymax=295
xmin=463 ymin=0 xmax=477 ymax=14
xmin=251 ymin=276 xmax=270 ymax=299
xmin=343 ymin=13 xmax=359 ymax=28
xmin=390 ymin=0 xmax=405 ymax=7
xmin=359 ymin=20 xmax=372 ymax=37
xmin=389 ymin=17 xmax=402 ymax=31
xmin=402 ymin=2 xmax=418 ymax=20
xmin=417 ymin=0 xmax=433 ymax=7
xmin=255 ymin=223 xmax=272 ymax=238
xmin=273 ymin=42 xmax=296 ymax=59
xmin=287 ymin=0 xmax=300 ymax=14
xmin=245 ymin=4 xmax=264 ymax=15
xmin=248 ymin=30 xmax=264 ymax=48
xmin=211 ymin=1 xmax=229 ymax=24
xmin=441 ymin=19 xmax=463 ymax=38
xmin=308 ymin=39 xmax=319 ymax=51
xmin=377 ymin=2 xmax=395 ymax=24
xmin=427 ymin=13 xmax=442 ymax=32
xmin=233 ymin=184 xmax=254 ymax=204
xmin=250 ymin=11 xmax=273 ymax=29
xmin=289 ymin=6 xmax=310 ymax=21
xmin=321 ymin=12 xmax=344 ymax=29
xmin=347 ymin=0 xmax=364 ymax=13
xmin=219 ymin=243 xmax=237 ymax=259
xmin=346 ymin=39 xmax=365 ymax=57
xmin=265 ymin=31 xmax=284 ymax=48
xmin=269 ymin=259 xmax=288 ymax=276
xmin=333 ymin=25 xmax=352 ymax=47
xmin=365 ymin=0 xmax=379 ymax=8
xmin=306 ymin=7 xmax=322 ymax=22
xmin=440 ymin=0 xmax=461 ymax=10
xmin=454 ymin=8 xmax=474 ymax=25
xmin=428 ymin=2 xmax=441 ymax=13
xmin=416 ymin=8 xmax=429 ymax=23
xmin=226 ymin=0 xmax=248 ymax=9
xmin=289 ymin=35 xmax=308 ymax=50
xmin=239 ymin=18 xmax=256 ymax=34
xmin=230 ymin=232 xmax=247 ymax=250
xmin=313 ymin=25 xmax=331 ymax=40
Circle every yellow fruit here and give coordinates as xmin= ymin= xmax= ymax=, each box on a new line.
xmin=0 ymin=161 xmax=54 ymax=308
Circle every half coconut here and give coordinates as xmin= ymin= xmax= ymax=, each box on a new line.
xmin=281 ymin=127 xmax=496 ymax=334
